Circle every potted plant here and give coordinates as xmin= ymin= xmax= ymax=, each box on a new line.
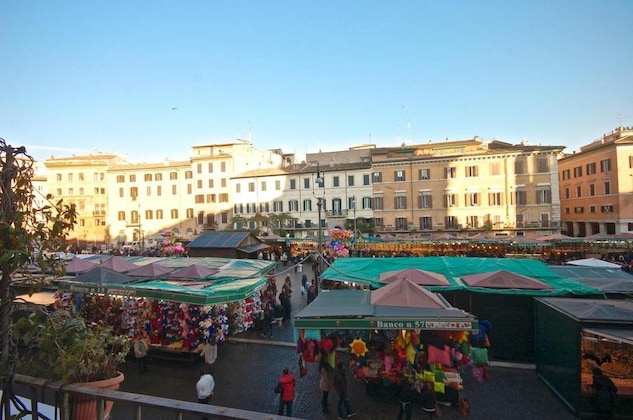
xmin=14 ymin=310 xmax=130 ymax=420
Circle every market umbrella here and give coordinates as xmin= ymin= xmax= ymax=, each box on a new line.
xmin=566 ymin=258 xmax=622 ymax=268
xmin=73 ymin=266 xmax=136 ymax=284
xmin=168 ymin=264 xmax=219 ymax=280
xmin=371 ymin=277 xmax=451 ymax=309
xmin=100 ymin=256 xmax=138 ymax=273
xmin=127 ymin=262 xmax=175 ymax=278
xmin=65 ymin=257 xmax=97 ymax=274
xmin=379 ymin=268 xmax=449 ymax=286
xmin=461 ymin=270 xmax=553 ymax=290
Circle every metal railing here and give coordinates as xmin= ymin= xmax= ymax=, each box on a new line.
xmin=3 ymin=374 xmax=299 ymax=420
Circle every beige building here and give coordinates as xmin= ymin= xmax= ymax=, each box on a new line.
xmin=559 ymin=126 xmax=633 ymax=236
xmin=370 ymin=138 xmax=565 ymax=236
xmin=44 ymin=153 xmax=127 ymax=251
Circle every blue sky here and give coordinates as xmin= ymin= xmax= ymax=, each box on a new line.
xmin=2 ymin=0 xmax=632 ymax=164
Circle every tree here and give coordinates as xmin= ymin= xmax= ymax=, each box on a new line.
xmin=0 ymin=139 xmax=77 ymax=413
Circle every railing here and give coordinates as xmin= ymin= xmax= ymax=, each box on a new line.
xmin=3 ymin=374 xmax=298 ymax=420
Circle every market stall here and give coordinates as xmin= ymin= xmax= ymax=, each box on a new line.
xmin=294 ymin=278 xmax=484 ymax=406
xmin=54 ymin=256 xmax=278 ymax=360
xmin=535 ymin=298 xmax=633 ymax=417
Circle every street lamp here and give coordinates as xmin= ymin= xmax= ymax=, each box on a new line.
xmin=351 ymin=195 xmax=357 ymax=256
xmin=315 ymin=165 xmax=325 ymax=292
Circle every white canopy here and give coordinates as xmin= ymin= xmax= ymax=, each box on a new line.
xmin=566 ymin=258 xmax=622 ymax=268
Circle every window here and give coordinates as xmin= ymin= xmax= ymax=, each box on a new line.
xmin=489 ymin=192 xmax=503 ymax=206
xmin=372 ymin=172 xmax=382 ymax=183
xmin=466 ymin=192 xmax=480 ymax=206
xmin=157 ymin=185 xmax=162 ymax=196
xmin=589 ymin=184 xmax=595 ymax=196
xmin=129 ymin=174 xmax=136 ymax=182
xmin=221 ymin=178 xmax=226 ymax=187
xmin=197 ymin=180 xmax=203 ymax=189
xmin=261 ymin=181 xmax=267 ymax=191
xmin=208 ymin=179 xmax=214 ymax=188
xmin=514 ymin=159 xmax=525 ymax=174
xmin=420 ymin=168 xmax=430 ymax=180
xmin=395 ymin=170 xmax=406 ymax=182
xmin=219 ymin=193 xmax=228 ymax=202
xmin=236 ymin=184 xmax=241 ymax=193
xmin=170 ymin=172 xmax=177 ymax=180
xmin=116 ymin=175 xmax=124 ymax=183
xmin=131 ymin=210 xmax=139 ymax=224
xmin=589 ymin=206 xmax=596 ymax=213
xmin=373 ymin=196 xmax=383 ymax=210
xmin=604 ymin=181 xmax=611 ymax=195
xmin=420 ymin=216 xmax=432 ymax=230
xmin=130 ymin=187 xmax=138 ymax=199
xmin=303 ymin=199 xmax=312 ymax=211
xmin=562 ymin=169 xmax=570 ymax=180
xmin=564 ymin=187 xmax=570 ymax=199
xmin=273 ymin=201 xmax=283 ymax=212
xmin=465 ymin=166 xmax=478 ymax=177
xmin=172 ymin=185 xmax=177 ymax=195
xmin=117 ymin=211 xmax=125 ymax=221
xmin=56 ymin=173 xmax=62 ymax=181
xmin=419 ymin=192 xmax=432 ymax=209
xmin=197 ymin=163 xmax=202 ymax=174
xmin=146 ymin=186 xmax=151 ymax=196
xmin=489 ymin=162 xmax=500 ymax=176
xmin=56 ymin=188 xmax=62 ymax=196
xmin=600 ymin=159 xmax=611 ymax=172
xmin=68 ymin=188 xmax=74 ymax=195
xmin=516 ymin=214 xmax=524 ymax=227
xmin=362 ymin=196 xmax=372 ymax=209
xmin=348 ymin=197 xmax=356 ymax=210
xmin=333 ymin=176 xmax=340 ymax=187
xmin=395 ymin=217 xmax=408 ymax=230
xmin=208 ymin=162 xmax=213 ymax=172
xmin=207 ymin=194 xmax=216 ymax=203
xmin=586 ymin=162 xmax=596 ymax=175
xmin=373 ymin=217 xmax=383 ymax=227
xmin=445 ymin=167 xmax=456 ymax=178
xmin=363 ymin=174 xmax=370 ymax=185
xmin=156 ymin=210 xmax=163 ymax=219
xmin=144 ymin=174 xmax=152 ymax=181
xmin=289 ymin=200 xmax=299 ymax=212
xmin=576 ymin=185 xmax=582 ymax=198
xmin=574 ymin=207 xmax=584 ymax=214
xmin=332 ymin=198 xmax=342 ymax=215
xmin=119 ymin=187 xmax=124 ymax=198
xmin=195 ymin=195 xmax=204 ymax=203
xmin=573 ymin=166 xmax=583 ymax=178
xmin=445 ymin=216 xmax=458 ymax=229
xmin=515 ymin=190 xmax=527 ymax=205
xmin=348 ymin=175 xmax=354 ymax=186
xmin=537 ymin=189 xmax=552 ymax=204
xmin=248 ymin=182 xmax=255 ymax=192
xmin=146 ymin=209 xmax=154 ymax=220
xmin=536 ymin=158 xmax=549 ymax=173
xmin=445 ymin=193 xmax=457 ymax=207
xmin=221 ymin=161 xmax=226 ymax=172
xmin=601 ymin=205 xmax=613 ymax=213
xmin=185 ymin=171 xmax=193 ymax=179
xmin=275 ymin=180 xmax=281 ymax=190
xmin=395 ymin=196 xmax=407 ymax=209
xmin=155 ymin=173 xmax=163 ymax=181
xmin=79 ymin=187 xmax=84 ymax=195
xmin=565 ymin=207 xmax=570 ymax=214
xmin=290 ymin=179 xmax=297 ymax=190
xmin=67 ymin=173 xmax=73 ymax=182
xmin=171 ymin=209 xmax=179 ymax=219
xmin=467 ymin=216 xmax=479 ymax=228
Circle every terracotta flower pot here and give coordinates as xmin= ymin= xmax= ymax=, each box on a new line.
xmin=70 ymin=372 xmax=124 ymax=420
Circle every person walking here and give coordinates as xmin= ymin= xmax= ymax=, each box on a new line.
xmin=133 ymin=330 xmax=150 ymax=374
xmin=277 ymin=367 xmax=296 ymax=417
xmin=333 ymin=362 xmax=356 ymax=419
xmin=196 ymin=367 xmax=215 ymax=420
xmin=261 ymin=303 xmax=274 ymax=339
xmin=592 ymin=367 xmax=618 ymax=419
xmin=420 ymin=381 xmax=437 ymax=419
xmin=397 ymin=380 xmax=418 ymax=420
xmin=201 ymin=336 xmax=218 ymax=369
xmin=319 ymin=355 xmax=333 ymax=413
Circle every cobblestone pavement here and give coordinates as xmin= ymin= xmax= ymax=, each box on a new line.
xmin=112 ymin=262 xmax=578 ymax=420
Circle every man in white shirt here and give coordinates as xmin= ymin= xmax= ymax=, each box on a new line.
xmin=196 ymin=368 xmax=215 ymax=420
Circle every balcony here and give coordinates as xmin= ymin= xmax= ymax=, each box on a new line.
xmin=325 ymin=209 xmax=349 ymax=218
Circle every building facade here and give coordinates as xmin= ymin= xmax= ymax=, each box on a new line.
xmin=559 ymin=126 xmax=633 ymax=236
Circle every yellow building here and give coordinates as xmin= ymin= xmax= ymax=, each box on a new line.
xmin=370 ymin=138 xmax=565 ymax=237
xmin=559 ymin=126 xmax=633 ymax=236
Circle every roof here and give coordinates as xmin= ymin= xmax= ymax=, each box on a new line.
xmin=566 ymin=258 xmax=622 ymax=268
xmin=461 ymin=270 xmax=553 ymax=290
xmin=73 ymin=266 xmax=136 ymax=284
xmin=537 ymin=298 xmax=633 ymax=323
xmin=321 ymin=256 xmax=601 ymax=296
xmin=294 ymin=289 xmax=478 ymax=331
xmin=187 ymin=231 xmax=254 ymax=249
xmin=371 ymin=277 xmax=451 ymax=308
xmin=237 ymin=243 xmax=271 ymax=253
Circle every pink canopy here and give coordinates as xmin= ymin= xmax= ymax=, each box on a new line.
xmin=127 ymin=263 xmax=174 ymax=278
xmin=65 ymin=257 xmax=97 ymax=274
xmin=168 ymin=264 xmax=219 ymax=280
xmin=379 ymin=268 xmax=449 ymax=286
xmin=100 ymin=256 xmax=138 ymax=273
xmin=461 ymin=270 xmax=553 ymax=290
xmin=370 ymin=277 xmax=450 ymax=309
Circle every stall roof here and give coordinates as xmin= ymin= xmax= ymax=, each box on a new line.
xmin=537 ymin=298 xmax=633 ymax=323
xmin=322 ymin=257 xmax=601 ymax=295
xmin=583 ymin=328 xmax=633 ymax=346
xmin=294 ymin=289 xmax=478 ymax=331
xmin=549 ymin=266 xmax=633 ymax=294
xmin=566 ymin=258 xmax=622 ymax=268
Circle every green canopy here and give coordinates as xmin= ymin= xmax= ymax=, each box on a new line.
xmin=321 ymin=257 xmax=602 ymax=296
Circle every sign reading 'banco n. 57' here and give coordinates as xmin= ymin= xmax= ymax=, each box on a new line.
xmin=294 ymin=317 xmax=478 ymax=331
